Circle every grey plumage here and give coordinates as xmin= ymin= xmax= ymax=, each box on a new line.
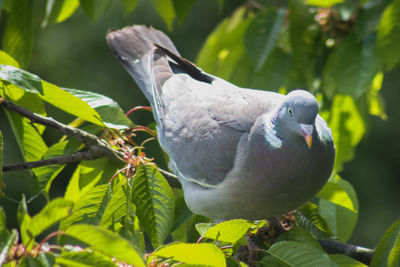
xmin=106 ymin=25 xmax=335 ymax=221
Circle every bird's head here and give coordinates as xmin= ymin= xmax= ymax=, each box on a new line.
xmin=275 ymin=90 xmax=319 ymax=149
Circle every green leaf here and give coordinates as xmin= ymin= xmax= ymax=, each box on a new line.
xmin=377 ymin=0 xmax=400 ymax=70
xmin=99 ymin=181 xmax=128 ymax=228
xmin=367 ymin=72 xmax=387 ymax=119
xmin=37 ymin=252 xmax=55 ymax=267
xmin=197 ymin=7 xmax=252 ymax=80
xmin=121 ymin=0 xmax=138 ymax=14
xmin=64 ymin=158 xmax=121 ymax=201
xmin=323 ymin=94 xmax=365 ymax=172
xmin=56 ymin=251 xmax=116 ymax=267
xmin=0 ymin=65 xmax=43 ymax=94
xmin=330 ymin=254 xmax=367 ymax=266
xmin=261 ymin=241 xmax=337 ymax=266
xmin=172 ymin=0 xmax=196 ymax=24
xmin=151 ymin=0 xmax=176 ymax=30
xmin=200 ymin=219 xmax=251 ymax=244
xmin=288 ymin=0 xmax=317 ymax=90
xmin=1 ymin=0 xmax=33 ymax=67
xmin=0 ymin=229 xmax=18 ymax=266
xmin=33 ymin=140 xmax=81 ymax=194
xmin=306 ymin=0 xmax=343 ymax=7
xmin=280 ymin=227 xmax=323 ymax=250
xmin=65 ymin=224 xmax=145 ymax=267
xmin=19 ymin=256 xmax=43 ymax=267
xmin=42 ymin=0 xmax=80 ymax=27
xmin=296 ymin=203 xmax=333 ymax=239
xmin=371 ymin=219 xmax=400 ymax=267
xmin=27 ymin=198 xmax=73 ymax=239
xmin=0 ymin=207 xmax=5 ymax=229
xmin=0 ymin=50 xmax=20 ymax=68
xmin=154 ymin=243 xmax=226 ymax=266
xmin=0 ymin=131 xmax=3 ymax=197
xmin=63 ymin=88 xmax=133 ymax=129
xmin=317 ymin=181 xmax=357 ymax=212
xmin=244 ymin=8 xmax=285 ymax=71
xmin=322 ymin=33 xmax=381 ymax=98
xmin=131 ymin=165 xmax=174 ymax=248
xmin=79 ymin=0 xmax=112 ymax=22
xmin=319 ymin=175 xmax=358 ymax=242
xmin=60 ymin=184 xmax=109 ymax=230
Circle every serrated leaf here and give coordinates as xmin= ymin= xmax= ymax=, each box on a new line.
xmin=371 ymin=219 xmax=400 ymax=267
xmin=100 ymin=181 xmax=127 ymax=228
xmin=79 ymin=0 xmax=112 ymax=22
xmin=1 ymin=0 xmax=33 ymax=67
xmin=201 ymin=219 xmax=251 ymax=244
xmin=330 ymin=254 xmax=367 ymax=266
xmin=37 ymin=252 xmax=55 ymax=267
xmin=172 ymin=0 xmax=196 ymax=24
xmin=0 ymin=229 xmax=18 ymax=266
xmin=151 ymin=0 xmax=176 ymax=30
xmin=281 ymin=227 xmax=323 ymax=250
xmin=131 ymin=164 xmax=174 ymax=248
xmin=244 ymin=8 xmax=285 ymax=71
xmin=56 ymin=251 xmax=116 ymax=267
xmin=0 ymin=51 xmax=19 ymax=68
xmin=261 ymin=241 xmax=337 ymax=266
xmin=319 ymin=175 xmax=358 ymax=242
xmin=121 ymin=0 xmax=138 ymax=14
xmin=42 ymin=0 xmax=80 ymax=27
xmin=65 ymin=224 xmax=145 ymax=267
xmin=60 ymin=184 xmax=109 ymax=230
xmin=323 ymin=33 xmax=381 ymax=98
xmin=377 ymin=0 xmax=400 ymax=70
xmin=26 ymin=198 xmax=73 ymax=239
xmin=296 ymin=203 xmax=333 ymax=239
xmin=19 ymin=256 xmax=43 ymax=267
xmin=154 ymin=243 xmax=226 ymax=266
xmin=63 ymin=88 xmax=133 ymax=129
xmin=0 ymin=65 xmax=43 ymax=94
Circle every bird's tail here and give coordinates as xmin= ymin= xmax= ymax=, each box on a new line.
xmin=106 ymin=25 xmax=179 ymax=104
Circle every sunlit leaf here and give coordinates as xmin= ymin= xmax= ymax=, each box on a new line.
xmin=154 ymin=243 xmax=226 ymax=266
xmin=330 ymin=254 xmax=367 ymax=266
xmin=0 ymin=51 xmax=19 ymax=68
xmin=261 ymin=241 xmax=336 ymax=266
xmin=99 ymin=181 xmax=127 ymax=228
xmin=80 ymin=0 xmax=112 ymax=22
xmin=65 ymin=224 xmax=145 ymax=267
xmin=367 ymin=72 xmax=387 ymax=120
xmin=317 ymin=181 xmax=357 ymax=212
xmin=201 ymin=219 xmax=251 ymax=243
xmin=377 ymin=0 xmax=400 ymax=70
xmin=42 ymin=0 xmax=80 ymax=27
xmin=0 ymin=65 xmax=43 ymax=94
xmin=319 ymin=175 xmax=359 ymax=242
xmin=244 ymin=8 xmax=285 ymax=71
xmin=0 ymin=131 xmax=3 ymax=196
xmin=63 ymin=88 xmax=133 ymax=129
xmin=131 ymin=164 xmax=174 ymax=248
xmin=55 ymin=251 xmax=116 ymax=267
xmin=0 ymin=229 xmax=18 ymax=266
xmin=1 ymin=0 xmax=33 ymax=67
xmin=307 ymin=0 xmax=343 ymax=7
xmin=151 ymin=0 xmax=176 ymax=30
xmin=371 ymin=219 xmax=400 ymax=267
xmin=27 ymin=198 xmax=74 ymax=238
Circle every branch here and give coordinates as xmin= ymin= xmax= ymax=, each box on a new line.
xmin=319 ymin=239 xmax=374 ymax=265
xmin=0 ymin=98 xmax=122 ymax=169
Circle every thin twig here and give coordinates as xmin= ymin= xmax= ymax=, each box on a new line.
xmin=319 ymin=239 xmax=374 ymax=265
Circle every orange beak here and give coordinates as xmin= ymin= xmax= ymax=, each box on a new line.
xmin=300 ymin=124 xmax=313 ymax=149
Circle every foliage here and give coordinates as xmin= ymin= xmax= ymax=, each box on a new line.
xmin=0 ymin=0 xmax=399 ymax=266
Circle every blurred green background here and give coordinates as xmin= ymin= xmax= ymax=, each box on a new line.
xmin=0 ymin=0 xmax=399 ymax=249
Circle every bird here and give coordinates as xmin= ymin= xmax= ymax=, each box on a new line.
xmin=106 ymin=25 xmax=335 ymax=222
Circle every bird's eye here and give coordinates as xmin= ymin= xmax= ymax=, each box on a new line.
xmin=288 ymin=108 xmax=293 ymax=116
